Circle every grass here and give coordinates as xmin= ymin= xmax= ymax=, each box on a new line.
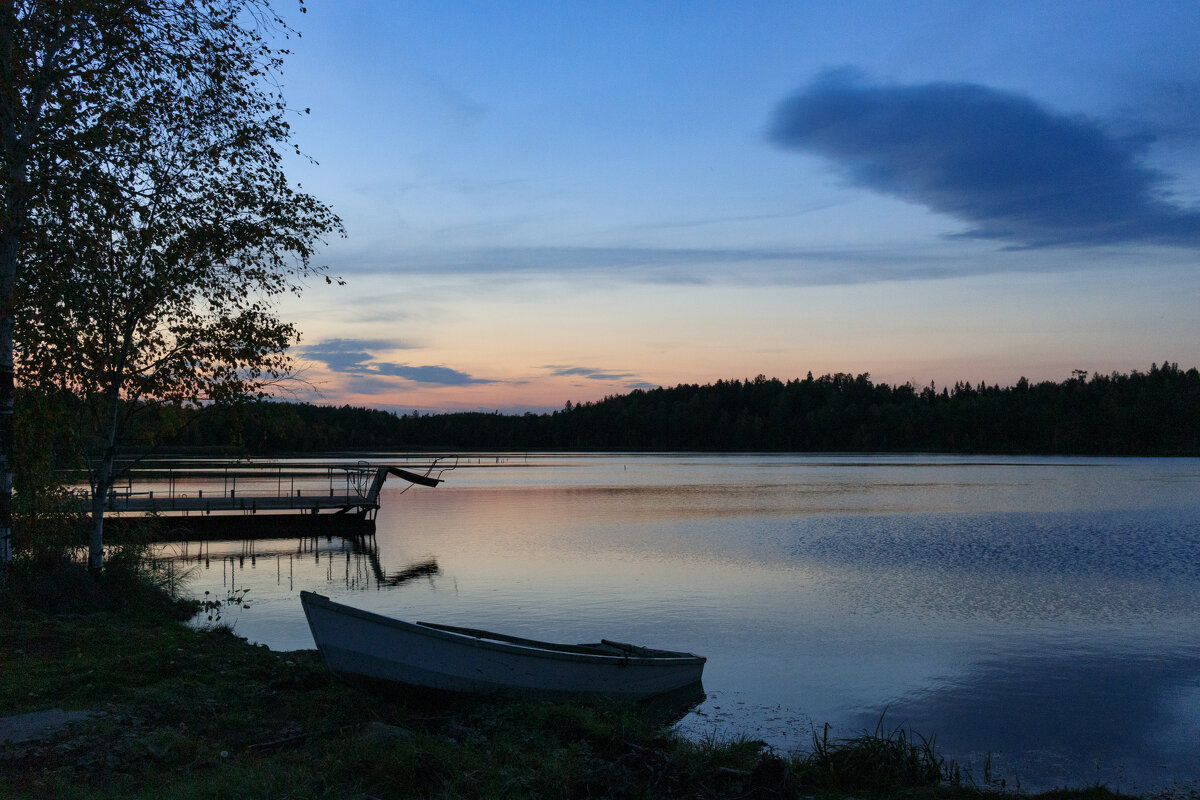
xmin=0 ymin=558 xmax=1182 ymax=799
xmin=793 ymin=716 xmax=953 ymax=793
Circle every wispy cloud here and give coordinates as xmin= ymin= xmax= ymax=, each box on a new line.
xmin=332 ymin=243 xmax=948 ymax=284
xmin=547 ymin=366 xmax=638 ymax=381
xmin=768 ymin=68 xmax=1200 ymax=249
xmin=544 ymin=366 xmax=659 ymax=391
xmin=328 ymin=238 xmax=1200 ymax=292
xmin=374 ymin=246 xmax=811 ymax=277
xmin=368 ymin=363 xmax=492 ymax=385
xmin=297 ymin=338 xmax=495 ymax=387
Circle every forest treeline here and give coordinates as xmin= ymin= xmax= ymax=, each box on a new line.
xmin=152 ymin=362 xmax=1200 ymax=456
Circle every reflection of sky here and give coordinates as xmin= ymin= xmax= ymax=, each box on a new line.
xmin=855 ymin=649 xmax=1200 ymax=793
xmin=163 ymin=455 xmax=1200 ymax=791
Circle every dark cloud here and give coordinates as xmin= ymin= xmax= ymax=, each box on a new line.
xmin=341 ymin=375 xmax=402 ymax=396
xmin=295 ymin=338 xmax=411 ymax=373
xmin=769 ymin=69 xmax=1200 ymax=248
xmin=298 ymin=338 xmax=493 ymax=387
xmin=368 ymin=363 xmax=491 ymax=386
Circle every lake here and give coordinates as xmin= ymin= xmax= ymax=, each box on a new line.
xmin=155 ymin=453 xmax=1200 ymax=793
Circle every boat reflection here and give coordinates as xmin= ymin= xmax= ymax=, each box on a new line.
xmin=642 ymin=681 xmax=707 ymax=726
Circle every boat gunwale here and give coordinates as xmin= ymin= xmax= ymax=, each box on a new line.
xmin=300 ymin=591 xmax=706 ymax=667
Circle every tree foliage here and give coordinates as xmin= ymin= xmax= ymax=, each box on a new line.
xmin=4 ymin=0 xmax=342 ymax=569
xmin=116 ymin=363 xmax=1200 ymax=457
xmin=20 ymin=1 xmax=342 ymax=405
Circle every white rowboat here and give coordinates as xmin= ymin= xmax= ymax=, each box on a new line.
xmin=300 ymin=591 xmax=705 ymax=699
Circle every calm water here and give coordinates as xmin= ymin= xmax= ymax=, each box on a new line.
xmin=156 ymin=454 xmax=1200 ymax=792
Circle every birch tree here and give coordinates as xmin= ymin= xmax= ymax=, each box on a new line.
xmin=2 ymin=0 xmax=147 ymax=568
xmin=3 ymin=0 xmax=342 ymax=571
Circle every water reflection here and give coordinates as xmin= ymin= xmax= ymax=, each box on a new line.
xmin=154 ymin=454 xmax=1200 ymax=793
xmin=778 ymin=510 xmax=1200 ymax=622
xmin=640 ymin=682 xmax=708 ymax=727
xmin=855 ymin=647 xmax=1200 ymax=792
xmin=158 ymin=534 xmax=442 ymax=617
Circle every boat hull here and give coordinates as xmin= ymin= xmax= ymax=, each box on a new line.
xmin=300 ymin=591 xmax=705 ymax=700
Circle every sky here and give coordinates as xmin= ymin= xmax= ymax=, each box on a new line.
xmin=271 ymin=0 xmax=1200 ymax=413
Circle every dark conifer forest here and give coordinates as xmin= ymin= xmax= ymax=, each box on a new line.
xmin=154 ymin=363 xmax=1200 ymax=456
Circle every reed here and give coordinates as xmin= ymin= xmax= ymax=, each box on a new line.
xmin=791 ymin=713 xmax=952 ymax=792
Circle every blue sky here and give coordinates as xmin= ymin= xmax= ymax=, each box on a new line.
xmin=274 ymin=1 xmax=1200 ymax=412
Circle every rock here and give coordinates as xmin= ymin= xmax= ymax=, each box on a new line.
xmin=0 ymin=709 xmax=94 ymax=745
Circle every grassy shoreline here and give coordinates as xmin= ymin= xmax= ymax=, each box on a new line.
xmin=0 ymin=571 xmax=1186 ymax=799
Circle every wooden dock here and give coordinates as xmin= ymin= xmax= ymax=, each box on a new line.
xmin=94 ymin=460 xmax=450 ymax=540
